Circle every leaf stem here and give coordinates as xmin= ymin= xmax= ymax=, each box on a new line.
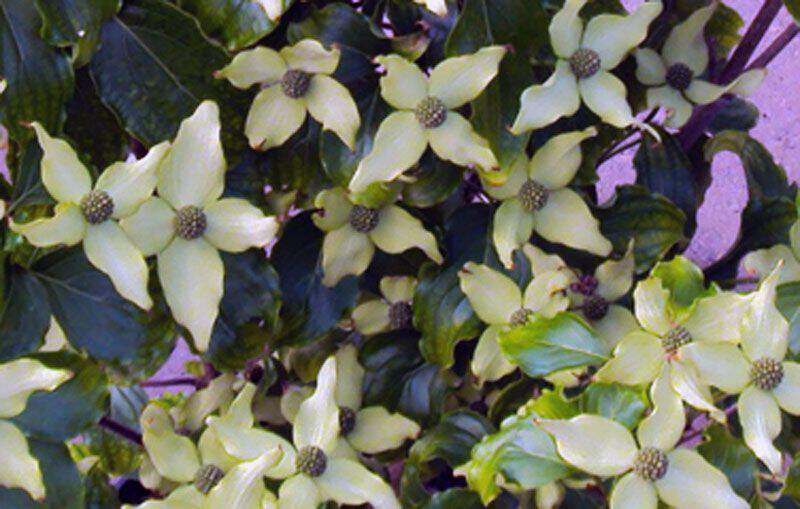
xmin=678 ymin=404 xmax=738 ymax=446
xmin=98 ymin=416 xmax=143 ymax=446
xmin=719 ymin=0 xmax=783 ymax=83
xmin=748 ymin=23 xmax=800 ymax=70
xmin=139 ymin=376 xmax=200 ymax=388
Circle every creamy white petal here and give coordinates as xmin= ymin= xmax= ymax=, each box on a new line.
xmin=647 ymin=85 xmax=694 ymax=129
xmin=741 ymin=265 xmax=789 ymax=362
xmin=312 ymin=188 xmax=353 ymax=233
xmin=773 ymin=361 xmax=800 ymax=415
xmin=429 ymin=46 xmax=506 ymax=109
xmin=204 ymin=198 xmax=278 ymax=253
xmin=0 ymin=421 xmax=46 ymax=501
xmin=633 ymin=277 xmax=671 ymax=336
xmin=315 ymin=458 xmax=400 ymax=509
xmin=458 ymin=262 xmax=522 ymax=325
xmin=634 ymin=48 xmax=666 ymax=86
xmin=31 ymin=122 xmax=92 ymax=203
xmin=742 ymin=245 xmax=800 ymax=283
xmin=140 ymin=404 xmax=201 ymax=482
xmin=0 ymin=358 xmax=71 ymax=418
xmin=369 ymin=204 xmax=442 ymax=263
xmin=374 ymin=54 xmax=428 ymax=110
xmin=493 ymin=198 xmax=536 ymax=269
xmin=471 ymin=325 xmax=517 ymax=385
xmin=686 ymin=69 xmax=767 ymax=105
xmin=427 ymin=111 xmax=498 ymax=172
xmin=280 ymin=39 xmax=340 ymax=75
xmin=595 ymin=330 xmax=664 ymax=385
xmin=306 ymin=74 xmax=360 ymax=150
xmin=380 ymin=275 xmax=417 ymax=303
xmin=321 ymin=227 xmax=375 ymax=287
xmin=579 ymin=71 xmax=636 ymax=128
xmin=351 ymin=300 xmax=391 ymax=335
xmin=682 ymin=291 xmax=750 ymax=343
xmin=636 ymin=366 xmax=685 ymax=451
xmin=582 ymin=1 xmax=663 ymax=70
xmin=609 ymin=472 xmax=657 ymax=509
xmin=523 ymin=244 xmax=567 ymax=276
xmin=119 ymin=196 xmax=176 ymax=257
xmin=347 ymin=406 xmax=420 ymax=453
xmin=669 ymin=360 xmax=721 ymax=418
xmin=549 ymin=0 xmax=587 ymax=59
xmin=596 ymin=243 xmax=635 ymax=302
xmin=591 ymin=304 xmax=639 ymax=352
xmin=334 ymin=344 xmax=364 ymax=410
xmin=662 ymin=3 xmax=716 ymax=75
xmin=217 ymin=46 xmax=287 ymax=89
xmin=294 ymin=357 xmax=340 ymax=453
xmin=510 ymin=61 xmax=580 ymax=133
xmin=680 ymin=342 xmax=750 ymax=394
xmin=207 ymin=449 xmax=282 ymax=509
xmin=656 ymin=449 xmax=749 ymax=509
xmin=245 ymin=86 xmax=307 ymax=151
xmin=278 ymin=474 xmax=321 ymax=509
xmin=738 ymin=385 xmax=783 ymax=474
xmin=95 ymin=142 xmax=171 ymax=218
xmin=482 ymin=153 xmax=528 ymax=201
xmin=528 ymin=127 xmax=597 ymax=190
xmin=533 ymin=188 xmax=612 ymax=256
xmin=10 ymin=203 xmax=86 ymax=248
xmin=523 ymin=270 xmax=572 ymax=317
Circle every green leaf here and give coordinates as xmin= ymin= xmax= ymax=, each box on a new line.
xmin=524 ymin=388 xmax=580 ymax=420
xmin=785 ymin=0 xmax=800 ymax=24
xmin=9 ymin=141 xmax=52 ymax=210
xmin=710 ymin=97 xmax=759 ymax=134
xmin=13 ymin=351 xmax=108 ymax=441
xmin=697 ymin=424 xmax=757 ymax=500
xmin=786 ymin=452 xmax=800 ymax=503
xmin=499 ymin=312 xmax=608 ymax=378
xmin=83 ymin=466 xmax=120 ymax=509
xmin=672 ymin=0 xmax=743 ymax=59
xmin=0 ymin=265 xmax=50 ymax=361
xmin=461 ymin=413 xmax=571 ymax=504
xmin=0 ymin=0 xmax=74 ymax=142
xmin=270 ymin=212 xmax=359 ymax=347
xmin=776 ymin=281 xmax=800 ymax=358
xmin=83 ymin=427 xmax=141 ymax=476
xmin=423 ymin=489 xmax=483 ymax=509
xmin=597 ymin=185 xmax=687 ymax=271
xmin=90 ymin=0 xmax=250 ymax=153
xmin=487 ymin=377 xmax=538 ymax=425
xmin=398 ymin=363 xmax=450 ymax=426
xmin=206 ymin=250 xmax=281 ymax=371
xmin=286 ymin=3 xmax=390 ymax=57
xmin=579 ymin=383 xmax=647 ymax=430
xmin=0 ymin=439 xmax=85 ymax=508
xmin=634 ymin=130 xmax=705 ymax=236
xmin=401 ymin=151 xmax=462 ymax=209
xmin=33 ymin=0 xmax=120 ymax=65
xmin=178 ymin=0 xmax=290 ymax=51
xmin=650 ymin=255 xmax=710 ymax=312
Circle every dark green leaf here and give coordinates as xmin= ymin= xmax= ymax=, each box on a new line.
xmin=786 ymin=452 xmax=800 ymax=503
xmin=776 ymin=281 xmax=800 ymax=358
xmin=650 ymin=255 xmax=710 ymax=311
xmin=90 ymin=0 xmax=250 ymax=153
xmin=423 ymin=489 xmax=483 ymax=509
xmin=698 ymin=424 xmax=757 ymax=500
xmin=34 ymin=0 xmax=120 ymax=65
xmin=0 ymin=0 xmax=74 ymax=141
xmin=0 ymin=439 xmax=85 ymax=508
xmin=597 ymin=185 xmax=687 ymax=271
xmin=9 ymin=139 xmax=52 ymax=210
xmin=398 ymin=363 xmax=450 ymax=426
xmin=206 ymin=250 xmax=281 ymax=371
xmin=579 ymin=383 xmax=647 ymax=430
xmin=785 ymin=0 xmax=800 ymax=24
xmin=401 ymin=151 xmax=462 ymax=208
xmin=178 ymin=0 xmax=289 ymax=51
xmin=525 ymin=388 xmax=580 ymax=419
xmin=487 ymin=377 xmax=538 ymax=425
xmin=710 ymin=97 xmax=759 ymax=134
xmin=286 ymin=3 xmax=389 ymax=56
xmin=499 ymin=312 xmax=608 ymax=378
xmin=82 ymin=427 xmax=141 ymax=476
xmin=270 ymin=212 xmax=358 ymax=347
xmin=83 ymin=466 xmax=120 ymax=509
xmin=0 ymin=265 xmax=50 ymax=361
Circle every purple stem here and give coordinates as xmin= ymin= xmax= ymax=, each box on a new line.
xmin=139 ymin=376 xmax=200 ymax=388
xmin=748 ymin=23 xmax=800 ymax=70
xmin=99 ymin=416 xmax=143 ymax=446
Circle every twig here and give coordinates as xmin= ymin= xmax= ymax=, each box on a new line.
xmin=718 ymin=0 xmax=783 ymax=83
xmin=678 ymin=404 xmax=737 ymax=446
xmin=139 ymin=376 xmax=200 ymax=388
xmin=597 ymin=137 xmax=643 ymax=167
xmin=748 ymin=24 xmax=800 ymax=70
xmin=98 ymin=416 xmax=143 ymax=446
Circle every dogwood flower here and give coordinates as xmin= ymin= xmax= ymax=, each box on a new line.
xmin=742 ymin=215 xmax=800 ymax=283
xmin=511 ymin=0 xmax=662 ymax=133
xmin=0 ymin=358 xmax=72 ymax=500
xmin=348 ymin=47 xmax=505 ymax=192
xmin=254 ymin=0 xmax=290 ymax=22
xmin=120 ymin=101 xmax=278 ymax=351
xmin=488 ymin=128 xmax=611 ymax=267
xmin=635 ymin=2 xmax=766 ymax=128
xmin=217 ymin=39 xmax=359 ymax=151
xmin=282 ymin=346 xmax=420 ymax=457
xmin=10 ymin=123 xmax=170 ymax=309
xmin=596 ymin=274 xmax=749 ymax=419
xmin=312 ymin=187 xmax=442 ymax=286
xmin=683 ymin=264 xmax=800 ymax=474
xmin=538 ymin=369 xmax=748 ymax=509
xmin=414 ymin=0 xmax=446 ymax=16
xmin=458 ymin=261 xmax=572 ymax=384
xmin=352 ymin=276 xmax=417 ymax=335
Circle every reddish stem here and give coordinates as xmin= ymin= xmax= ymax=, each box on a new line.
xmin=98 ymin=416 xmax=143 ymax=446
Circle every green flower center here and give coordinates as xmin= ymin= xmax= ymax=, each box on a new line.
xmin=666 ymin=63 xmax=694 ymax=92
xmin=348 ymin=205 xmax=380 ymax=233
xmin=193 ymin=464 xmax=224 ymax=494
xmin=80 ymin=190 xmax=114 ymax=224
xmin=389 ymin=301 xmax=414 ymax=330
xmin=662 ymin=325 xmax=692 ymax=354
xmin=296 ymin=446 xmax=327 ymax=477
xmin=518 ymin=180 xmax=549 ymax=213
xmin=750 ymin=357 xmax=784 ymax=391
xmin=582 ymin=295 xmax=610 ymax=321
xmin=281 ymin=69 xmax=312 ymax=98
xmin=569 ymin=48 xmax=601 ymax=79
xmin=633 ymin=447 xmax=669 ymax=481
xmin=414 ymin=96 xmax=448 ymax=129
xmin=339 ymin=406 xmax=357 ymax=436
xmin=509 ymin=308 xmax=533 ymax=326
xmin=175 ymin=205 xmax=207 ymax=240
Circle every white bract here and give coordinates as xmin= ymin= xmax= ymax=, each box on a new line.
xmin=414 ymin=0 xmax=446 ymax=16
xmin=218 ymin=39 xmax=360 ymax=151
xmin=352 ymin=276 xmax=417 ymax=335
xmin=487 ymin=128 xmax=612 ymax=266
xmin=120 ymin=101 xmax=278 ymax=351
xmin=254 ymin=0 xmax=290 ymax=22
xmin=635 ymin=3 xmax=766 ymax=128
xmin=511 ymin=0 xmax=663 ymax=132
xmin=10 ymin=124 xmax=170 ymax=310
xmin=742 ymin=214 xmax=800 ymax=283
xmin=312 ymin=187 xmax=442 ymax=286
xmin=348 ymin=47 xmax=506 ymax=193
xmin=0 ymin=359 xmax=72 ymax=500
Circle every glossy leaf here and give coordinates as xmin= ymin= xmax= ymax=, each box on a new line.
xmin=0 ymin=439 xmax=85 ymax=508
xmin=34 ymin=0 xmax=120 ymax=65
xmin=178 ymin=0 xmax=291 ymax=51
xmin=650 ymin=256 xmax=710 ymax=312
xmin=0 ymin=266 xmax=50 ymax=361
xmin=579 ymin=383 xmax=648 ymax=430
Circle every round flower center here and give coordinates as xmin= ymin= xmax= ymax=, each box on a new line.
xmin=518 ymin=180 xmax=549 ymax=213
xmin=80 ymin=190 xmax=114 ymax=224
xmin=662 ymin=325 xmax=692 ymax=354
xmin=666 ymin=63 xmax=694 ymax=92
xmin=296 ymin=446 xmax=327 ymax=477
xmin=509 ymin=308 xmax=533 ymax=326
xmin=569 ymin=48 xmax=601 ymax=79
xmin=175 ymin=205 xmax=207 ymax=240
xmin=414 ymin=96 xmax=448 ymax=129
xmin=750 ymin=357 xmax=784 ymax=391
xmin=193 ymin=464 xmax=224 ymax=494
xmin=339 ymin=406 xmax=357 ymax=436
xmin=348 ymin=205 xmax=380 ymax=233
xmin=582 ymin=295 xmax=610 ymax=321
xmin=281 ymin=69 xmax=312 ymax=98
xmin=389 ymin=301 xmax=414 ymax=330
xmin=633 ymin=447 xmax=669 ymax=481
xmin=570 ymin=274 xmax=600 ymax=296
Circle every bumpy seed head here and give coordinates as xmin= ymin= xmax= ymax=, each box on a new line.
xmin=634 ymin=447 xmax=669 ymax=481
xmin=662 ymin=325 xmax=692 ymax=354
xmin=193 ymin=464 xmax=224 ymax=494
xmin=518 ymin=180 xmax=549 ymax=213
xmin=80 ymin=190 xmax=114 ymax=224
xmin=339 ymin=406 xmax=357 ymax=436
xmin=175 ymin=206 xmax=207 ymax=240
xmin=414 ymin=96 xmax=448 ymax=129
xmin=666 ymin=64 xmax=694 ymax=92
xmin=570 ymin=274 xmax=600 ymax=296
xmin=583 ymin=295 xmax=610 ymax=321
xmin=281 ymin=69 xmax=312 ymax=98
xmin=348 ymin=205 xmax=380 ymax=233
xmin=296 ymin=446 xmax=327 ymax=477
xmin=750 ymin=357 xmax=784 ymax=391
xmin=569 ymin=48 xmax=601 ymax=79
xmin=389 ymin=301 xmax=413 ymax=330
xmin=509 ymin=308 xmax=533 ymax=326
